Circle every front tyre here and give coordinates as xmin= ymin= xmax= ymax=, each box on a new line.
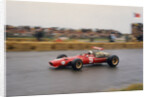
xmin=107 ymin=55 xmax=119 ymax=67
xmin=72 ymin=59 xmax=83 ymax=70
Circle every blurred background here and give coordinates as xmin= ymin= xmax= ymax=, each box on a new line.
xmin=6 ymin=0 xmax=143 ymax=43
xmin=6 ymin=23 xmax=143 ymax=42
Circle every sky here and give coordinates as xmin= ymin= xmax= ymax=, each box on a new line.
xmin=6 ymin=0 xmax=143 ymax=33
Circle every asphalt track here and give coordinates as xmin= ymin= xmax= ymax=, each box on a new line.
xmin=6 ymin=49 xmax=143 ymax=97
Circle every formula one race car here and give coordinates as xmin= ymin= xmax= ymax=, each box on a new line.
xmin=49 ymin=46 xmax=119 ymax=70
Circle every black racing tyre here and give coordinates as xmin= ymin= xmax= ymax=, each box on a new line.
xmin=57 ymin=54 xmax=67 ymax=59
xmin=107 ymin=55 xmax=119 ymax=67
xmin=71 ymin=59 xmax=83 ymax=70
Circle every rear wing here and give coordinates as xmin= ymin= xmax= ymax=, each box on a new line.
xmin=92 ymin=46 xmax=104 ymax=50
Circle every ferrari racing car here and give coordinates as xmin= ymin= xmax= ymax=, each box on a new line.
xmin=49 ymin=46 xmax=119 ymax=70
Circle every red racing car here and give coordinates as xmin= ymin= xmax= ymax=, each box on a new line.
xmin=49 ymin=46 xmax=119 ymax=70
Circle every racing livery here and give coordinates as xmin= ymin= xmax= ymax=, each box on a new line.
xmin=49 ymin=46 xmax=119 ymax=70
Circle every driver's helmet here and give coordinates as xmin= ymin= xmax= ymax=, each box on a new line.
xmin=88 ymin=50 xmax=93 ymax=55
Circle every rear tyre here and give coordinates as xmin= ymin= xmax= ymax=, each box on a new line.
xmin=107 ymin=55 xmax=119 ymax=67
xmin=57 ymin=54 xmax=67 ymax=59
xmin=71 ymin=59 xmax=83 ymax=70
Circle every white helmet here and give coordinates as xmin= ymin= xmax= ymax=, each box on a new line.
xmin=88 ymin=50 xmax=93 ymax=54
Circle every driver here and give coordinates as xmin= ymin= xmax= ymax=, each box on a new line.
xmin=88 ymin=50 xmax=93 ymax=55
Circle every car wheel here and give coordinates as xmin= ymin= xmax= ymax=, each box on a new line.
xmin=107 ymin=55 xmax=119 ymax=67
xmin=57 ymin=54 xmax=67 ymax=59
xmin=71 ymin=59 xmax=83 ymax=70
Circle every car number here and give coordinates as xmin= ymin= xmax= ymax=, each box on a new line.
xmin=89 ymin=57 xmax=93 ymax=63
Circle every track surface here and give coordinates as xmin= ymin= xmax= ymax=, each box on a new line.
xmin=6 ymin=49 xmax=143 ymax=97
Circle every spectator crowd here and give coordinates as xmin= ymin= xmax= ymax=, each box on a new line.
xmin=6 ymin=25 xmax=122 ymax=40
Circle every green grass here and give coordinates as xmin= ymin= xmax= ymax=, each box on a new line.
xmin=110 ymin=83 xmax=143 ymax=91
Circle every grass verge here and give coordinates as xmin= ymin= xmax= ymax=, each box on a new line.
xmin=110 ymin=83 xmax=143 ymax=91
